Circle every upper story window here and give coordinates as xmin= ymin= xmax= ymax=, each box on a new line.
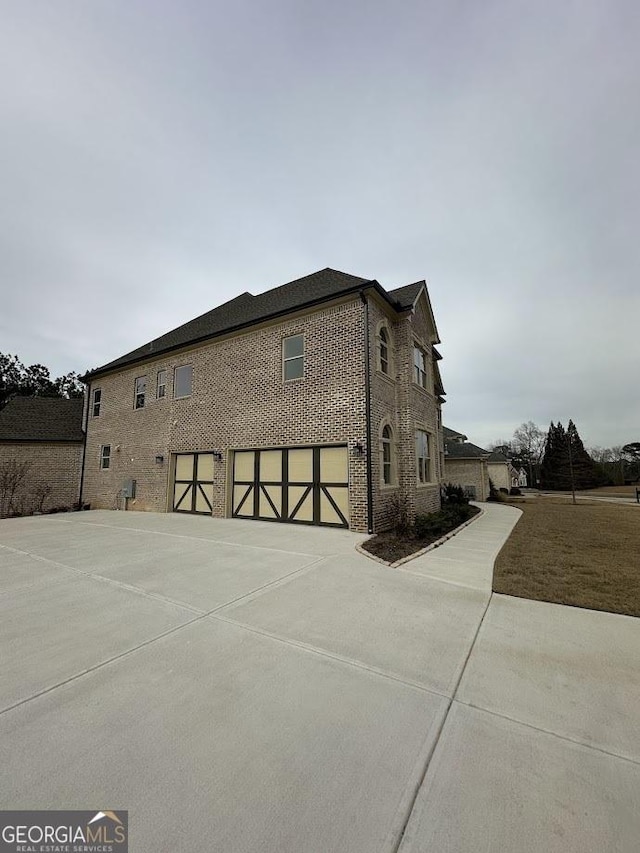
xmin=283 ymin=335 xmax=304 ymax=380
xmin=134 ymin=376 xmax=146 ymax=409
xmin=416 ymin=429 xmax=432 ymax=483
xmin=413 ymin=346 xmax=428 ymax=389
xmin=381 ymin=424 xmax=394 ymax=485
xmin=156 ymin=369 xmax=167 ymax=399
xmin=92 ymin=388 xmax=101 ymax=417
xmin=174 ymin=364 xmax=193 ymax=398
xmin=100 ymin=444 xmax=111 ymax=470
xmin=379 ymin=327 xmax=389 ymax=375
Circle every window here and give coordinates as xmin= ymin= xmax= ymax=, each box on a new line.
xmin=134 ymin=376 xmax=146 ymax=409
xmin=416 ymin=430 xmax=432 ymax=483
xmin=413 ymin=346 xmax=427 ymax=389
xmin=156 ymin=370 xmax=166 ymax=399
xmin=283 ymin=335 xmax=304 ymax=380
xmin=100 ymin=445 xmax=111 ymax=470
xmin=92 ymin=388 xmax=101 ymax=417
xmin=379 ymin=327 xmax=389 ymax=375
xmin=174 ymin=365 xmax=193 ymax=398
xmin=381 ymin=424 xmax=394 ymax=485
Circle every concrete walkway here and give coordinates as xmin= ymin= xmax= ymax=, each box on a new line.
xmin=1 ymin=505 xmax=639 ymax=852
xmin=396 ymin=503 xmax=640 ymax=853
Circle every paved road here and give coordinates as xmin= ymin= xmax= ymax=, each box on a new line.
xmin=1 ymin=506 xmax=639 ymax=852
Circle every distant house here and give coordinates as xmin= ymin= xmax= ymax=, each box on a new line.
xmin=0 ymin=397 xmax=84 ymax=517
xmin=487 ymin=449 xmax=517 ymax=492
xmin=443 ymin=433 xmax=491 ymax=500
xmin=443 ymin=428 xmax=524 ymax=499
xmin=512 ymin=468 xmax=528 ymax=488
xmin=442 ymin=426 xmax=468 ymax=445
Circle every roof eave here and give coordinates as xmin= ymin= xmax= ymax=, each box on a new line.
xmin=82 ymin=279 xmax=405 ymax=382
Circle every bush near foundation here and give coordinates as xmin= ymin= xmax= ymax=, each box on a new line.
xmin=363 ymin=499 xmax=480 ymax=563
xmin=414 ymin=503 xmax=477 ymax=538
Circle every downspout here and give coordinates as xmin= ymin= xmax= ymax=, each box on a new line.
xmin=78 ymin=385 xmax=89 ymax=510
xmin=360 ymin=291 xmax=374 ymax=534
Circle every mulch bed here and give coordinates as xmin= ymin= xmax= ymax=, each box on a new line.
xmin=362 ymin=505 xmax=481 ymax=563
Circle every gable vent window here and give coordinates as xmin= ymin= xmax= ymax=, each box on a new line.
xmin=92 ymin=388 xmax=101 ymax=417
xmin=174 ymin=365 xmax=193 ymax=399
xmin=413 ymin=346 xmax=428 ymax=389
xmin=134 ymin=376 xmax=146 ymax=409
xmin=283 ymin=335 xmax=304 ymax=380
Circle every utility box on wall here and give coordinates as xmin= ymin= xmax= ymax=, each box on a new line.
xmin=122 ymin=479 xmax=137 ymax=499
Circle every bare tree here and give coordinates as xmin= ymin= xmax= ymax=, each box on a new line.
xmin=32 ymin=482 xmax=53 ymax=514
xmin=512 ymin=421 xmax=546 ymax=487
xmin=0 ymin=460 xmax=31 ymax=518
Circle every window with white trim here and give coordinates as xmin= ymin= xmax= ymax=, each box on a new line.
xmin=156 ymin=369 xmax=166 ymax=399
xmin=134 ymin=376 xmax=146 ymax=409
xmin=283 ymin=335 xmax=304 ymax=380
xmin=416 ymin=430 xmax=432 ymax=483
xmin=413 ymin=346 xmax=427 ymax=389
xmin=100 ymin=445 xmax=111 ymax=470
xmin=174 ymin=365 xmax=193 ymax=398
xmin=379 ymin=327 xmax=389 ymax=375
xmin=381 ymin=424 xmax=394 ymax=485
xmin=92 ymin=388 xmax=101 ymax=417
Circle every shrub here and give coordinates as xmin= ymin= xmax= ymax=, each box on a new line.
xmin=488 ymin=478 xmax=500 ymax=502
xmin=414 ymin=503 xmax=475 ymax=539
xmin=389 ymin=491 xmax=411 ymax=535
xmin=510 ymin=487 xmax=522 ymax=496
xmin=441 ymin=483 xmax=470 ymax=505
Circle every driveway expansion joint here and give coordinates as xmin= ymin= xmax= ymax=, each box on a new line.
xmin=209 ymin=611 xmax=452 ymax=699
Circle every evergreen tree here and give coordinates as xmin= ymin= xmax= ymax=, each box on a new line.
xmin=540 ymin=420 xmax=608 ymax=490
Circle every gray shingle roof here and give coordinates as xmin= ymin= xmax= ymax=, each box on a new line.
xmin=445 ymin=441 xmax=489 ymax=459
xmin=488 ymin=450 xmax=509 ymax=463
xmin=443 ymin=426 xmax=468 ymax=442
xmin=387 ymin=281 xmax=424 ymax=309
xmin=85 ymin=268 xmax=425 ymax=380
xmin=86 ymin=268 xmax=374 ymax=378
xmin=0 ymin=397 xmax=84 ymax=442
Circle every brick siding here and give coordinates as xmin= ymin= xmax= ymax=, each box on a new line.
xmin=83 ymin=289 xmax=444 ymax=533
xmin=83 ymin=299 xmax=370 ymax=530
xmin=368 ymin=293 xmax=441 ymax=531
xmin=443 ymin=458 xmax=489 ymax=501
xmin=0 ymin=442 xmax=83 ymax=516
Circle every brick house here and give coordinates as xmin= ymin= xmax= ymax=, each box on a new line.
xmin=443 ymin=426 xmax=490 ymax=501
xmin=0 ymin=397 xmax=84 ymax=517
xmin=443 ymin=427 xmax=519 ymax=499
xmin=81 ymin=268 xmax=445 ymax=533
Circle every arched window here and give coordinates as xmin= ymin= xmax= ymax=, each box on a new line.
xmin=381 ymin=424 xmax=394 ymax=485
xmin=379 ymin=327 xmax=389 ymax=374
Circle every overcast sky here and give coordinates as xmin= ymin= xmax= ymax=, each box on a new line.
xmin=1 ymin=0 xmax=638 ymax=449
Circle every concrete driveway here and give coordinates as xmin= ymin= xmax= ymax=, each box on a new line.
xmin=1 ymin=506 xmax=639 ymax=852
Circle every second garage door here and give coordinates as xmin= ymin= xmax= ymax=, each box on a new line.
xmin=232 ymin=445 xmax=349 ymax=528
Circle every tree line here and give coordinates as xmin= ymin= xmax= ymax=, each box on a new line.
xmin=0 ymin=353 xmax=83 ymax=410
xmin=491 ymin=420 xmax=639 ymax=489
